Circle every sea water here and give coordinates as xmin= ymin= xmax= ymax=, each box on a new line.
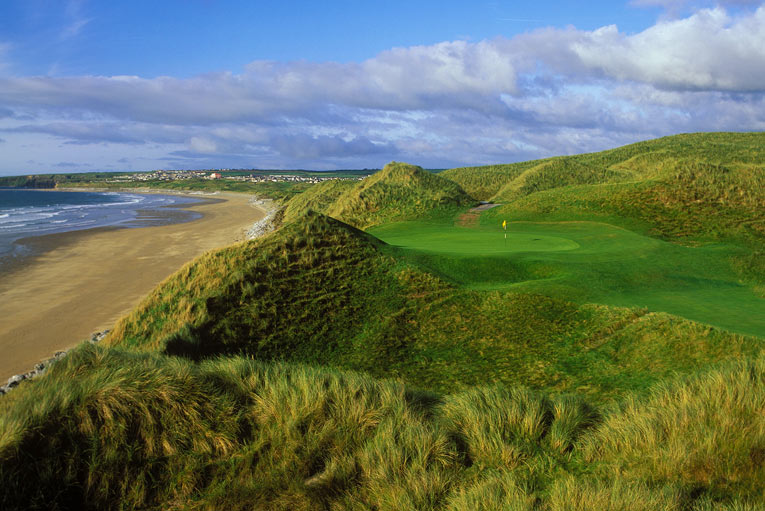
xmin=0 ymin=189 xmax=202 ymax=265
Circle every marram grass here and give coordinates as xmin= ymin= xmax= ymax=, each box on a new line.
xmin=443 ymin=131 xmax=765 ymax=202
xmin=1 ymin=344 xmax=763 ymax=510
xmin=283 ymin=161 xmax=475 ymax=229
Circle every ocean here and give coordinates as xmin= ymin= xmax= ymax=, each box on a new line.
xmin=0 ymin=189 xmax=203 ymax=267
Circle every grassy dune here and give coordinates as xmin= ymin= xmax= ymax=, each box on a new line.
xmin=103 ymin=211 xmax=762 ymax=401
xmin=281 ymin=178 xmax=357 ymax=222
xmin=2 ymin=133 xmax=763 ymax=509
xmin=106 ymin=211 xmax=420 ymax=367
xmin=442 ymin=134 xmax=765 ymax=302
xmin=479 ymin=162 xmax=764 ymax=247
xmin=442 ymin=132 xmax=765 ymax=202
xmin=1 ymin=343 xmax=762 ymax=510
xmin=283 ymin=161 xmax=475 ymax=228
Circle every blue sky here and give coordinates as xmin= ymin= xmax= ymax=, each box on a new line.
xmin=0 ymin=0 xmax=764 ymax=174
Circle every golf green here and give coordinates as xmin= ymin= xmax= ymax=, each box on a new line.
xmin=369 ymin=222 xmax=579 ymax=254
xmin=370 ymin=220 xmax=765 ymax=339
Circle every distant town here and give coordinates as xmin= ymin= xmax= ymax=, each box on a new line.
xmin=107 ymin=169 xmax=371 ymax=184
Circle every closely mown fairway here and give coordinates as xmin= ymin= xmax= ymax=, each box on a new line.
xmin=371 ymin=219 xmax=765 ymax=338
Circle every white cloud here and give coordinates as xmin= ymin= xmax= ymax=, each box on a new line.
xmin=61 ymin=17 xmax=92 ymax=39
xmin=631 ymin=0 xmax=762 ymax=8
xmin=188 ymin=136 xmax=218 ymax=154
xmin=1 ymin=5 xmax=765 ymax=173
xmin=0 ymin=7 xmax=761 ymax=125
xmin=568 ymin=7 xmax=765 ymax=91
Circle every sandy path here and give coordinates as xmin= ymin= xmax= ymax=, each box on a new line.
xmin=0 ymin=192 xmax=265 ymax=381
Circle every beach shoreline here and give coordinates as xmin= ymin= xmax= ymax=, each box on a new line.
xmin=0 ymin=191 xmax=265 ymax=382
xmin=0 ymin=189 xmax=221 ymax=275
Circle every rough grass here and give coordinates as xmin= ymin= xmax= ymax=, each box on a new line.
xmin=1 ymin=344 xmax=762 ymax=510
xmin=442 ymin=132 xmax=765 ymax=202
xmin=440 ymin=160 xmax=550 ymax=201
xmin=481 ymin=161 xmax=764 ymax=246
xmin=282 ymin=161 xmax=475 ymax=229
xmin=107 ymin=211 xmax=414 ymax=365
xmin=282 ymin=178 xmax=357 ymax=223
xmin=583 ymin=357 xmax=765 ymax=500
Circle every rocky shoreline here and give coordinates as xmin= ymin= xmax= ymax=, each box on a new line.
xmin=245 ymin=197 xmax=283 ymax=239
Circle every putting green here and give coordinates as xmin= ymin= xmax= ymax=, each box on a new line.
xmin=369 ymin=222 xmax=579 ymax=254
xmin=369 ymin=220 xmax=765 ymax=339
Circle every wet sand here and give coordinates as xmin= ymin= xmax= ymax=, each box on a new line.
xmin=0 ymin=192 xmax=265 ymax=381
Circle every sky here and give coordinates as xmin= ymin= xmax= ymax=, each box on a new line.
xmin=0 ymin=0 xmax=764 ymax=175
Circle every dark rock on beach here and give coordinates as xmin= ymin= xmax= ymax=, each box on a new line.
xmin=0 ymin=329 xmax=109 ymax=396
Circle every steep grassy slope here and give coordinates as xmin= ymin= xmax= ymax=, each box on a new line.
xmin=280 ymin=178 xmax=357 ymax=221
xmin=481 ymin=161 xmax=764 ymax=245
xmin=107 ymin=211 xmax=418 ymax=366
xmin=438 ymin=160 xmax=550 ymax=202
xmin=443 ymin=132 xmax=765 ymax=202
xmin=1 ymin=344 xmax=762 ymax=510
xmin=106 ymin=211 xmax=762 ymax=400
xmin=283 ymin=161 xmax=475 ymax=229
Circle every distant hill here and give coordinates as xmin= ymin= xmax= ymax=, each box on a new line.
xmin=283 ymin=161 xmax=475 ymax=229
xmin=443 ymin=132 xmax=765 ymax=202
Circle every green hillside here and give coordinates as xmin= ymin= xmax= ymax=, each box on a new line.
xmin=441 ymin=133 xmax=765 ymax=298
xmin=443 ymin=132 xmax=765 ymax=202
xmin=280 ymin=178 xmax=357 ymax=222
xmin=106 ymin=211 xmax=420 ymax=368
xmin=106 ymin=211 xmax=762 ymax=399
xmin=2 ymin=132 xmax=764 ymax=509
xmin=429 ymin=160 xmax=547 ymax=205
xmin=283 ymin=161 xmax=475 ymax=229
xmin=481 ymin=161 xmax=764 ymax=245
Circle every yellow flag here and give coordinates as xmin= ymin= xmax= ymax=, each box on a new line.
xmin=502 ymin=220 xmax=507 ymax=230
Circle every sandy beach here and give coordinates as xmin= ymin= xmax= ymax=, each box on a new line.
xmin=0 ymin=191 xmax=265 ymax=381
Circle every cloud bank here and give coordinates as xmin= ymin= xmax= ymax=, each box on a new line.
xmin=0 ymin=5 xmax=764 ymax=173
